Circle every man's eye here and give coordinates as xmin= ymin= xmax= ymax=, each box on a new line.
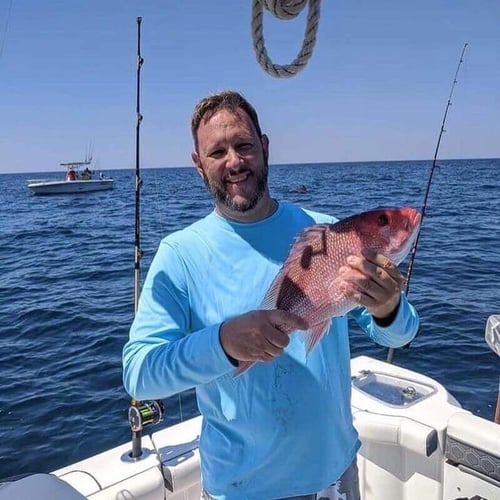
xmin=210 ymin=149 xmax=224 ymax=158
xmin=237 ymin=143 xmax=253 ymax=152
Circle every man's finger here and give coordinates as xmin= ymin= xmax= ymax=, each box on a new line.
xmin=265 ymin=328 xmax=290 ymax=349
xmin=361 ymin=251 xmax=401 ymax=279
xmin=263 ymin=338 xmax=285 ymax=357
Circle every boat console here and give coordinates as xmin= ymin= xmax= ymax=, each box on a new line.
xmin=351 ymin=355 xmax=499 ymax=500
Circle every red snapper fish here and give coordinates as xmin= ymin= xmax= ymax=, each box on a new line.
xmin=236 ymin=207 xmax=421 ymax=375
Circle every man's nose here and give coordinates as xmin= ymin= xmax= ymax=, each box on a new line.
xmin=226 ymin=148 xmax=242 ymax=168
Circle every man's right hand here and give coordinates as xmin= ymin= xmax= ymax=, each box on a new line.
xmin=219 ymin=309 xmax=308 ymax=364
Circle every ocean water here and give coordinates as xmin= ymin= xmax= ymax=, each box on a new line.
xmin=0 ymin=159 xmax=499 ymax=478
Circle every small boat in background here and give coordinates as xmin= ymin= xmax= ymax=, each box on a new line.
xmin=27 ymin=156 xmax=114 ymax=195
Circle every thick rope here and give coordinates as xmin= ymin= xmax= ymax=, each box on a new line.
xmin=252 ymin=0 xmax=321 ymax=78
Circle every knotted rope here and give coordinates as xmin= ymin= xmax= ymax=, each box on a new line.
xmin=251 ymin=0 xmax=321 ymax=78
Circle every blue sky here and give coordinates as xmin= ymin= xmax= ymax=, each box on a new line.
xmin=1 ymin=1 xmax=499 ymax=173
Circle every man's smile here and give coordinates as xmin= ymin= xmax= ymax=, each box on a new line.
xmin=225 ymin=171 xmax=251 ymax=184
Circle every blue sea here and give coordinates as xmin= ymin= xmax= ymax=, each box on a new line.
xmin=0 ymin=159 xmax=499 ymax=479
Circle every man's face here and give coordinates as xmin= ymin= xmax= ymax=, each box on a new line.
xmin=192 ymin=108 xmax=270 ymax=221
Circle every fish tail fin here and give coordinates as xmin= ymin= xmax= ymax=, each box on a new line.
xmin=234 ymin=360 xmax=256 ymax=377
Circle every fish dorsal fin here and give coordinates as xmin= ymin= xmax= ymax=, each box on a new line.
xmin=260 ymin=273 xmax=283 ymax=309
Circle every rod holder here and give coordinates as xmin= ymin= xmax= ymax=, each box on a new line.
xmin=128 ymin=399 xmax=164 ymax=459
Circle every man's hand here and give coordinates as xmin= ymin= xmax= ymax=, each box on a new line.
xmin=339 ymin=250 xmax=403 ymax=321
xmin=219 ymin=309 xmax=308 ymax=364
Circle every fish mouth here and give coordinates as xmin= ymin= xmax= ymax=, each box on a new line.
xmin=405 ymin=208 xmax=422 ymax=248
xmin=390 ymin=208 xmax=422 ymax=264
xmin=411 ymin=209 xmax=422 ymax=230
xmin=400 ymin=208 xmax=422 ymax=236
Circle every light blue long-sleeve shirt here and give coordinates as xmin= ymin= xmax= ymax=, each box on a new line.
xmin=122 ymin=201 xmax=419 ymax=499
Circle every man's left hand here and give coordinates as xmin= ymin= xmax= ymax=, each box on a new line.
xmin=339 ymin=250 xmax=403 ymax=321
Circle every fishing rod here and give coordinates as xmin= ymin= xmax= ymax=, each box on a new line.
xmin=128 ymin=16 xmax=164 ymax=461
xmin=387 ymin=42 xmax=468 ymax=364
xmin=134 ymin=16 xmax=144 ymax=313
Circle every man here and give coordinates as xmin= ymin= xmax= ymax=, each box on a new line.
xmin=122 ymin=90 xmax=419 ymax=499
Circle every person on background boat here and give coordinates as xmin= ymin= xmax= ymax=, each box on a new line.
xmin=81 ymin=167 xmax=92 ymax=180
xmin=122 ymin=90 xmax=419 ymax=500
xmin=66 ymin=167 xmax=77 ymax=181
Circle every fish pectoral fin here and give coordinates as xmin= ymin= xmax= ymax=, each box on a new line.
xmin=326 ymin=278 xmax=356 ymax=317
xmin=327 ymin=276 xmax=348 ymax=302
xmin=302 ymin=318 xmax=332 ymax=354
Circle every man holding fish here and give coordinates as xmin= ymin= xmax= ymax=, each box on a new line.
xmin=123 ymin=90 xmax=420 ymax=500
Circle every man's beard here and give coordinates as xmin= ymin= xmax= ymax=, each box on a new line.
xmin=202 ymin=160 xmax=269 ymax=213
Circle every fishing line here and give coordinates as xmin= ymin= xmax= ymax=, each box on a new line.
xmin=387 ymin=42 xmax=468 ymax=364
xmin=0 ymin=0 xmax=14 ymax=60
xmin=152 ymin=169 xmax=166 ymax=244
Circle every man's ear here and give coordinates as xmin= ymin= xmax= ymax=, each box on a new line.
xmin=192 ymin=151 xmax=204 ymax=178
xmin=261 ymin=134 xmax=269 ymax=162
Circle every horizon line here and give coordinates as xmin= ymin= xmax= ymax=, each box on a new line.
xmin=2 ymin=156 xmax=499 ymax=176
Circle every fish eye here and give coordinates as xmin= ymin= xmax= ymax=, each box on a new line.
xmin=378 ymin=214 xmax=389 ymax=226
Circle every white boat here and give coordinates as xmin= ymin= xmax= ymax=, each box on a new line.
xmin=1 ymin=317 xmax=499 ymax=499
xmin=27 ymin=158 xmax=114 ymax=195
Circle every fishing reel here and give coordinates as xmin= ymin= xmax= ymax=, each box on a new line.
xmin=128 ymin=399 xmax=164 ymax=432
xmin=128 ymin=399 xmax=164 ymax=460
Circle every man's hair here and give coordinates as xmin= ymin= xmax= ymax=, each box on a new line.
xmin=191 ymin=90 xmax=263 ymax=151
